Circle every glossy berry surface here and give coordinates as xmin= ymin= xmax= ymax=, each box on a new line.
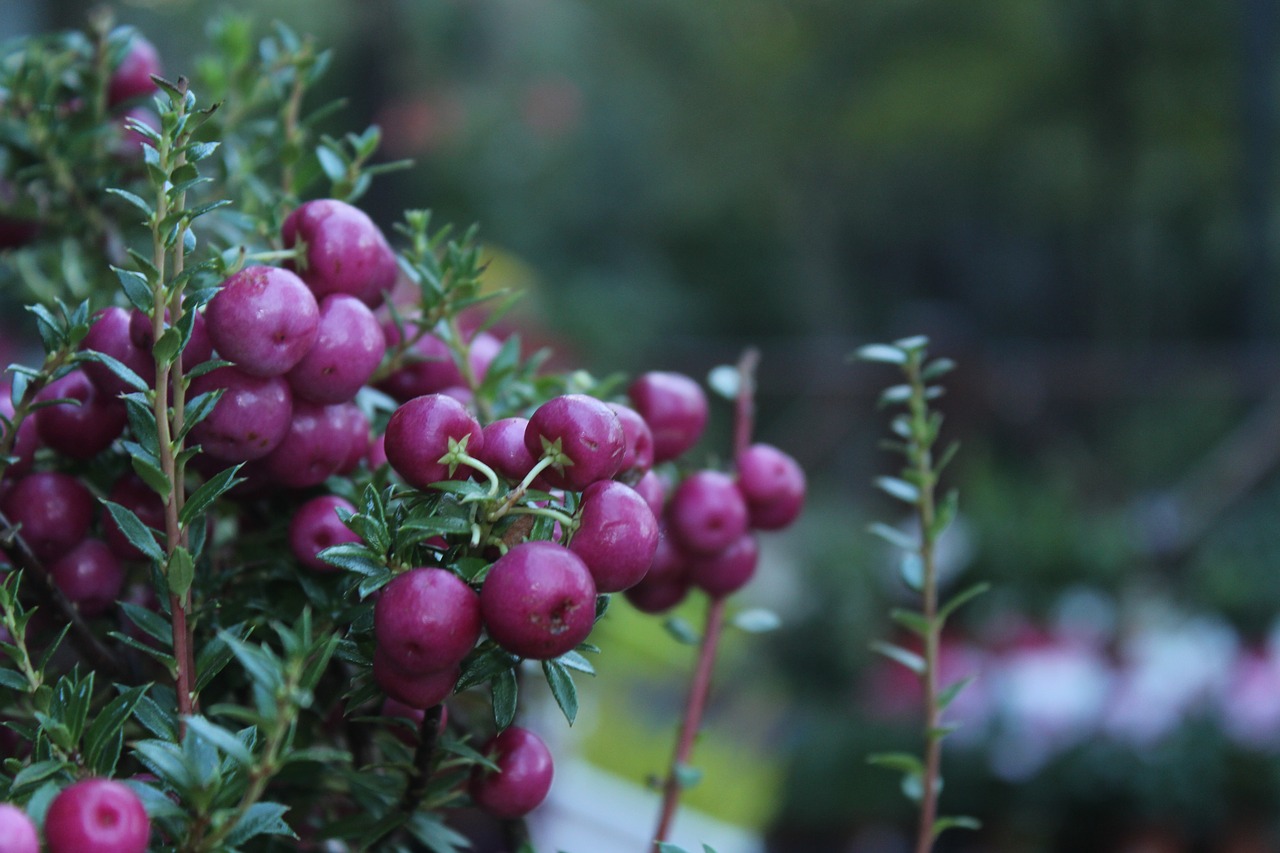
xmin=736 ymin=442 xmax=806 ymax=530
xmin=667 ymin=469 xmax=749 ymax=556
xmin=188 ymin=367 xmax=293 ymax=461
xmin=468 ymin=726 xmax=554 ymax=819
xmin=1 ymin=472 xmax=95 ymax=562
xmin=606 ymin=402 xmax=655 ymax=480
xmin=375 ymin=568 xmax=482 ymax=673
xmin=260 ymin=401 xmax=353 ymax=488
xmin=383 ymin=394 xmax=484 ymax=490
xmin=480 ymin=541 xmax=597 ymax=659
xmin=107 ymin=35 xmax=161 ymax=106
xmin=44 ymin=778 xmax=150 ymax=853
xmin=632 ymin=470 xmax=666 ymax=520
xmin=283 ymin=199 xmax=398 ymax=307
xmin=476 ymin=417 xmax=537 ymax=483
xmin=289 ymin=495 xmax=360 ymax=572
xmin=0 ymin=803 xmax=38 ymax=853
xmin=627 ymin=371 xmax=708 ymax=463
xmin=206 ymin=265 xmax=319 ymax=377
xmin=688 ymin=532 xmax=759 ymax=597
xmin=50 ymin=539 xmax=125 ymax=617
xmin=623 ymin=530 xmax=691 ymax=614
xmin=523 ymin=394 xmax=625 ymax=491
xmin=34 ymin=370 xmax=127 ymax=460
xmin=373 ymin=649 xmax=460 ymax=709
xmin=569 ymin=480 xmax=659 ymax=593
xmin=287 ymin=294 xmax=386 ymax=403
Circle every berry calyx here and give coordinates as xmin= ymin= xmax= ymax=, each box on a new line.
xmin=523 ymin=394 xmax=625 ymax=491
xmin=480 ymin=541 xmax=597 ymax=659
xmin=468 ymin=726 xmax=554 ymax=819
xmin=383 ymin=394 xmax=485 ymax=490
xmin=44 ymin=778 xmax=150 ymax=853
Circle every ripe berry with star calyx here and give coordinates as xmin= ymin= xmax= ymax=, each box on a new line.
xmin=383 ymin=393 xmax=484 ymax=490
xmin=524 ymin=394 xmax=624 ymax=491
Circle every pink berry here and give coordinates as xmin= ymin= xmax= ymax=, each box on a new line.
xmin=0 ymin=803 xmax=38 ymax=853
xmin=469 ymin=726 xmax=554 ymax=819
xmin=34 ymin=370 xmax=127 ymax=459
xmin=627 ymin=371 xmax=708 ymax=462
xmin=283 ymin=199 xmax=398 ymax=308
xmin=688 ymin=532 xmax=759 ymax=597
xmin=476 ymin=417 xmax=537 ymax=484
xmin=1 ymin=472 xmax=94 ymax=562
xmin=375 ymin=568 xmax=482 ymax=673
xmin=524 ymin=395 xmax=625 ymax=491
xmin=667 ymin=470 xmax=748 ymax=556
xmin=336 ymin=405 xmax=372 ymax=474
xmin=187 ymin=367 xmax=293 ymax=462
xmin=130 ymin=308 xmax=214 ymax=369
xmin=289 ymin=495 xmax=360 ymax=572
xmin=286 ymin=294 xmax=386 ymax=404
xmin=378 ymin=326 xmax=501 ymax=402
xmin=260 ymin=401 xmax=354 ymax=488
xmin=50 ymin=539 xmax=125 ymax=616
xmin=623 ymin=529 xmax=691 ymax=614
xmin=736 ymin=443 xmax=806 ymax=530
xmin=383 ymin=394 xmax=484 ymax=490
xmin=632 ymin=470 xmax=666 ymax=519
xmin=480 ymin=541 xmax=596 ymax=660
xmin=81 ymin=307 xmax=155 ymax=399
xmin=107 ymin=35 xmax=161 ymax=106
xmin=206 ymin=266 xmax=319 ymax=377
xmin=0 ymin=387 xmax=38 ymax=478
xmin=605 ymin=402 xmax=654 ymax=480
xmin=373 ymin=650 xmax=460 ymax=710
xmin=569 ymin=480 xmax=659 ymax=593
xmin=45 ymin=778 xmax=150 ymax=853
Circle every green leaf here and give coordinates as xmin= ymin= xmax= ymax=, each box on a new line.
xmin=492 ymin=667 xmax=518 ymax=730
xmin=706 ymin=364 xmax=739 ymax=400
xmin=101 ymin=501 xmax=164 ymax=563
xmin=105 ymin=188 xmax=154 ymax=218
xmin=870 ymin=640 xmax=925 ymax=674
xmin=867 ymin=751 xmax=925 ymax=776
xmin=180 ymin=464 xmax=244 ymax=528
xmin=934 ymin=815 xmax=982 ymax=838
xmin=889 ymin=608 xmax=929 ymax=636
xmin=868 ymin=521 xmax=916 ymax=551
xmin=878 ymin=384 xmax=913 ymax=408
xmin=132 ymin=693 xmax=178 ymax=741
xmin=664 ymin=616 xmax=700 ymax=645
xmin=938 ymin=582 xmax=990 ymax=623
xmin=555 ymin=649 xmax=595 ymax=676
xmin=77 ymin=350 xmax=148 ymax=393
xmin=317 ymin=543 xmax=385 ymax=576
xmin=875 ymin=476 xmax=920 ymax=504
xmin=854 ymin=344 xmax=907 ymax=364
xmin=930 ymin=488 xmax=959 ymax=540
xmin=674 ymin=762 xmax=703 ymax=790
xmin=455 ymin=646 xmax=519 ymax=692
xmin=119 ymin=603 xmax=173 ymax=647
xmin=316 ymin=145 xmax=346 ymax=182
xmin=937 ymin=676 xmax=976 ymax=713
xmin=183 ymin=716 xmax=254 ymax=767
xmin=195 ymin=630 xmax=243 ymax=693
xmin=899 ymin=553 xmax=925 ymax=592
xmin=84 ymin=685 xmax=149 ymax=775
xmin=112 ymin=267 xmax=154 ymax=313
xmin=0 ymin=668 xmax=27 ymax=691
xmin=922 ymin=357 xmax=956 ymax=380
xmin=542 ymin=659 xmax=578 ymax=726
xmin=731 ymin=608 xmax=781 ymax=633
xmin=893 ymin=335 xmax=930 ymax=352
xmin=11 ymin=760 xmax=70 ymax=794
xmin=167 ymin=547 xmax=195 ymax=598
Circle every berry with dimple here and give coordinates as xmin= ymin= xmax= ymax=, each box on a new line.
xmin=606 ymin=402 xmax=654 ymax=480
xmin=623 ymin=530 xmax=691 ymax=614
xmin=469 ymin=726 xmax=554 ymax=819
xmin=34 ymin=370 xmax=127 ymax=460
xmin=373 ymin=650 xmax=460 ymax=710
xmin=688 ymin=532 xmax=759 ymax=597
xmin=736 ymin=442 xmax=806 ymax=530
xmin=524 ymin=394 xmax=625 ymax=491
xmin=188 ymin=367 xmax=293 ymax=462
xmin=0 ymin=803 xmax=38 ymax=853
xmin=44 ymin=778 xmax=150 ymax=853
xmin=260 ymin=401 xmax=355 ymax=488
xmin=667 ymin=469 xmax=748 ymax=556
xmin=287 ymin=294 xmax=386 ymax=403
xmin=107 ymin=34 xmax=161 ymax=106
xmin=569 ymin=480 xmax=659 ymax=593
xmin=480 ymin=541 xmax=597 ymax=659
xmin=102 ymin=474 xmax=164 ymax=561
xmin=289 ymin=495 xmax=360 ymax=572
xmin=81 ymin=306 xmax=155 ymax=399
xmin=476 ymin=417 xmax=538 ymax=483
xmin=383 ymin=394 xmax=484 ymax=490
xmin=627 ymin=371 xmax=708 ymax=462
xmin=283 ymin=199 xmax=398 ymax=307
xmin=206 ymin=265 xmax=319 ymax=377
xmin=375 ymin=568 xmax=482 ymax=673
xmin=50 ymin=539 xmax=125 ymax=617
xmin=1 ymin=472 xmax=95 ymax=562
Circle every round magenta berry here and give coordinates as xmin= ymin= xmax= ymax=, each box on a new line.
xmin=378 ymin=326 xmax=501 ymax=402
xmin=81 ymin=306 xmax=155 ymax=399
xmin=367 ymin=432 xmax=387 ymax=469
xmin=188 ymin=367 xmax=293 ymax=462
xmin=627 ymin=371 xmax=708 ymax=462
xmin=469 ymin=726 xmax=554 ymax=819
xmin=289 ymin=495 xmax=360 ymax=572
xmin=206 ymin=266 xmax=319 ymax=377
xmin=1 ymin=472 xmax=94 ymax=562
xmin=736 ymin=443 xmax=806 ymax=530
xmin=524 ymin=394 xmax=625 ymax=491
xmin=632 ymin=470 xmax=666 ymax=520
xmin=606 ymin=402 xmax=655 ymax=480
xmin=336 ymin=405 xmax=372 ymax=474
xmin=34 ymin=370 xmax=127 ymax=460
xmin=383 ymin=394 xmax=484 ymax=490
xmin=375 ymin=568 xmax=482 ymax=673
xmin=688 ymin=532 xmax=759 ymax=597
xmin=623 ymin=531 xmax=691 ymax=614
xmin=480 ymin=541 xmax=597 ymax=660
xmin=667 ymin=469 xmax=749 ymax=556
xmin=45 ymin=778 xmax=150 ymax=853
xmin=50 ymin=539 xmax=125 ymax=617
xmin=260 ymin=401 xmax=353 ymax=488
xmin=101 ymin=474 xmax=164 ymax=561
xmin=476 ymin=417 xmax=537 ymax=483
xmin=283 ymin=199 xmax=398 ymax=308
xmin=0 ymin=803 xmax=38 ymax=853
xmin=107 ymin=35 xmax=161 ymax=106
xmin=287 ymin=294 xmax=386 ymax=404
xmin=373 ymin=649 xmax=461 ymax=709
xmin=569 ymin=480 xmax=659 ymax=593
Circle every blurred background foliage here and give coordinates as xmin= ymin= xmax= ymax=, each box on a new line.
xmin=7 ymin=0 xmax=1280 ymax=850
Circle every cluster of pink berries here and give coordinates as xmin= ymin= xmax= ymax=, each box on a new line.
xmin=0 ymin=779 xmax=149 ymax=853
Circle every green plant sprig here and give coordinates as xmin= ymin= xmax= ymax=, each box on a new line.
xmin=858 ymin=335 xmax=986 ymax=852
